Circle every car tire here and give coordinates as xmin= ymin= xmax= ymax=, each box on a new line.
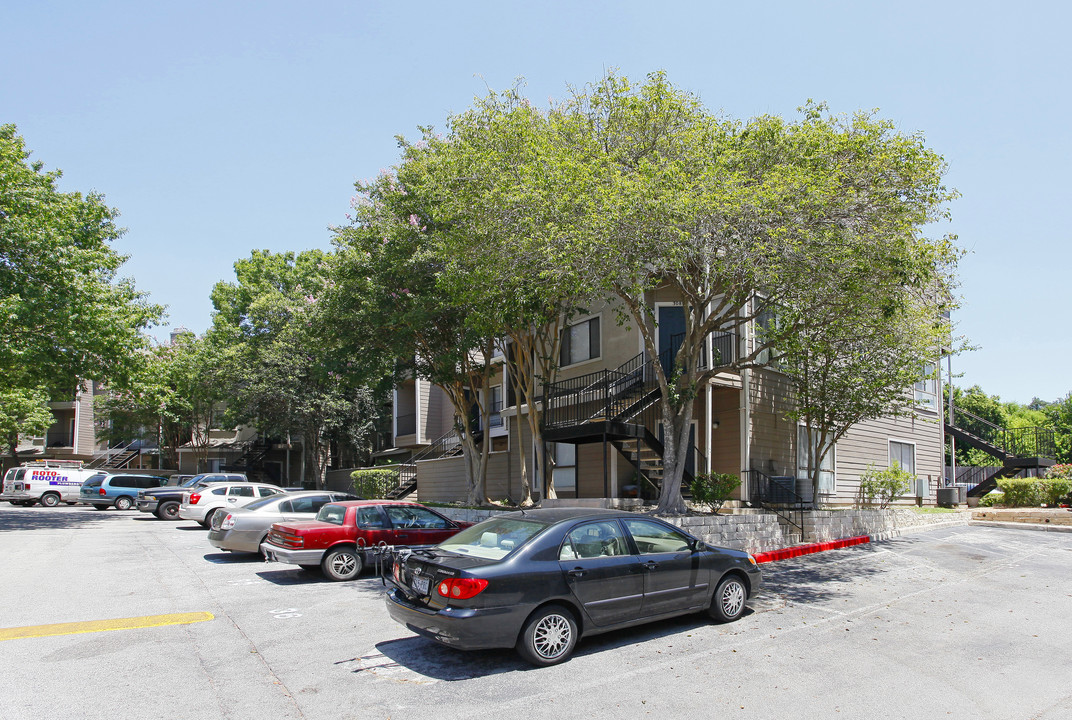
xmin=516 ymin=604 xmax=578 ymax=667
xmin=92 ymin=504 xmax=108 ymax=511
xmin=40 ymin=493 xmax=60 ymax=507
xmin=708 ymin=574 xmax=748 ymax=623
xmin=199 ymin=508 xmax=219 ymax=529
xmin=156 ymin=501 xmax=180 ymax=521
xmin=321 ymin=548 xmax=362 ymax=581
xmin=114 ymin=496 xmax=134 ymax=511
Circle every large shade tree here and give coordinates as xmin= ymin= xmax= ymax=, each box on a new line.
xmin=0 ymin=124 xmax=162 ymax=456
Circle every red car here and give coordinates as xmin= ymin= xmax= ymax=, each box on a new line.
xmin=261 ymin=500 xmax=469 ymax=581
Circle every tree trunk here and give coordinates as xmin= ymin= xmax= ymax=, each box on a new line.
xmin=654 ymin=400 xmax=692 ymax=515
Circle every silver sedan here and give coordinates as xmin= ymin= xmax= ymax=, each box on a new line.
xmin=207 ymin=491 xmax=358 ymax=554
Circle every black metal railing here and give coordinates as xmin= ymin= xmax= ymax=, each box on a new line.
xmin=392 ymin=430 xmax=464 ymax=497
xmin=951 ymin=407 xmax=1055 ymax=459
xmin=748 ymin=466 xmax=806 ymax=534
xmin=544 ymin=330 xmax=738 ymax=431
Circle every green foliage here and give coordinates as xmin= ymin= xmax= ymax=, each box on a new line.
xmin=350 ymin=468 xmax=399 ymax=499
xmin=858 ymin=462 xmax=914 ymax=508
xmin=1047 ymin=464 xmax=1072 ymax=480
xmin=996 ymin=477 xmax=1040 ymax=507
xmin=0 ymin=387 xmax=54 ymax=454
xmin=688 ymin=472 xmax=741 ymax=512
xmin=1038 ymin=478 xmax=1072 ymax=506
xmin=978 ymin=492 xmax=1004 ymax=507
xmin=0 ymin=124 xmax=163 ymax=454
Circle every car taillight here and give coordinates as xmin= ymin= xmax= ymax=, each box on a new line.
xmin=221 ymin=514 xmax=235 ymax=530
xmin=99 ymin=487 xmax=107 ymax=496
xmin=436 ymin=577 xmax=488 ymax=600
xmin=189 ymin=493 xmax=201 ymax=504
xmin=393 ymin=561 xmax=401 ymax=584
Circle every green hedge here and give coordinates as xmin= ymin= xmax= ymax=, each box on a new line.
xmin=350 ymin=468 xmax=399 ymax=499
xmin=995 ymin=476 xmax=1072 ymax=507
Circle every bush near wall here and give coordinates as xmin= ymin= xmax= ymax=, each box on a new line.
xmin=688 ymin=473 xmax=741 ymax=513
xmin=350 ymin=468 xmax=398 ymax=499
xmin=996 ymin=475 xmax=1072 ymax=507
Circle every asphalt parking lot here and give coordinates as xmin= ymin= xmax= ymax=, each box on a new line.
xmin=2 ymin=504 xmax=1070 ymax=720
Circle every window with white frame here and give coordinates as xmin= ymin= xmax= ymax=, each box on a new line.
xmin=889 ymin=440 xmax=916 ymax=475
xmin=797 ymin=425 xmax=835 ymax=494
xmin=914 ymin=362 xmax=938 ymax=411
xmin=489 ymin=385 xmax=503 ymax=428
xmin=559 ymin=316 xmax=600 ymax=367
xmin=551 ymin=442 xmax=576 ymax=492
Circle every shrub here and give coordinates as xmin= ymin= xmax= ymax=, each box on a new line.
xmin=350 ymin=468 xmax=399 ymax=499
xmin=1038 ymin=477 xmax=1072 ymax=506
xmin=978 ymin=492 xmax=1004 ymax=507
xmin=1047 ymin=464 xmax=1072 ymax=480
xmin=689 ymin=472 xmax=741 ymax=512
xmin=996 ymin=477 xmax=1040 ymax=507
xmin=858 ymin=462 xmax=913 ymax=508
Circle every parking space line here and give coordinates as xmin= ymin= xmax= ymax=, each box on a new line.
xmin=0 ymin=612 xmax=214 ymax=642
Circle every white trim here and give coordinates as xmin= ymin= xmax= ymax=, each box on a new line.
xmin=415 ymin=378 xmax=423 ymax=445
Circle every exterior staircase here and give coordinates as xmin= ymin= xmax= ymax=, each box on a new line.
xmin=543 ymin=331 xmax=734 ymax=498
xmin=87 ymin=443 xmax=141 ymax=469
xmin=945 ymin=408 xmax=1055 ymax=497
xmin=222 ymin=440 xmax=272 ymax=483
xmin=388 ymin=430 xmax=465 ymax=499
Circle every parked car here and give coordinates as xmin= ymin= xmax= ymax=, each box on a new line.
xmin=384 ymin=507 xmax=762 ymax=666
xmin=178 ymin=482 xmax=284 ymax=527
xmin=1 ymin=461 xmax=100 ymax=507
xmin=79 ymin=472 xmax=170 ymax=510
xmin=261 ymin=500 xmax=469 ymax=581
xmin=207 ymin=491 xmax=359 ymax=554
xmin=137 ymin=473 xmax=247 ymax=520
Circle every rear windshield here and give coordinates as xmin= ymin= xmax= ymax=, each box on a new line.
xmin=243 ymin=496 xmax=281 ymax=511
xmin=316 ymin=504 xmax=348 ymax=525
xmin=83 ymin=475 xmax=105 ymax=488
xmin=438 ymin=518 xmax=547 ymax=560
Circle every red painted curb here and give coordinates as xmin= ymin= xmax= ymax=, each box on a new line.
xmin=752 ymin=535 xmax=870 ymax=564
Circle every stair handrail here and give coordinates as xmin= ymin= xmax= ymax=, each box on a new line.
xmin=747 ymin=465 xmax=806 ymax=534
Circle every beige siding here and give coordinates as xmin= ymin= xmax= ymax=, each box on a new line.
xmin=828 ymin=410 xmax=944 ymax=505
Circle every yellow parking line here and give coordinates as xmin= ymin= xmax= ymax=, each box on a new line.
xmin=0 ymin=612 xmax=214 ymax=641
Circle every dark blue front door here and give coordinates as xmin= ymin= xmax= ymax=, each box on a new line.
xmin=658 ymin=306 xmax=686 ymax=375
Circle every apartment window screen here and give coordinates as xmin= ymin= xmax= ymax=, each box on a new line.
xmin=889 ymin=441 xmax=916 ymax=476
xmin=914 ymin=362 xmax=938 ymax=411
xmin=560 ymin=317 xmax=600 ymax=367
xmin=797 ymin=426 xmax=835 ymax=494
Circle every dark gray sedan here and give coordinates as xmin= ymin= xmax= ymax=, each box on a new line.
xmin=208 ymin=491 xmax=358 ymax=554
xmin=385 ymin=507 xmax=762 ymax=666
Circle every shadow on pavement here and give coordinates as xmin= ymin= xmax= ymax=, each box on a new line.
xmin=361 ymin=608 xmax=753 ymax=680
xmin=761 ymin=543 xmax=890 ymax=605
xmin=0 ymin=505 xmax=129 ymax=532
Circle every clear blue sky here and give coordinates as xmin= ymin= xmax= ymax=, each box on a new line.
xmin=4 ymin=1 xmax=1068 ymax=405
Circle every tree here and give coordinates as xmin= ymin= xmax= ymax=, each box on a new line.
xmin=330 ymin=164 xmax=501 ymax=505
xmin=0 ymin=387 xmax=54 ymax=458
xmin=95 ymin=332 xmax=226 ymax=469
xmin=554 ymin=74 xmax=957 ymax=513
xmin=0 ymin=124 xmax=162 ymax=427
xmin=211 ymin=250 xmax=386 ymax=488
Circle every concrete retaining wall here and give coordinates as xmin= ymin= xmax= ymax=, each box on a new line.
xmin=432 ymin=505 xmax=973 ymax=555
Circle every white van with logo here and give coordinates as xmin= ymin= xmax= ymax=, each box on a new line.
xmin=0 ymin=460 xmax=100 ymax=507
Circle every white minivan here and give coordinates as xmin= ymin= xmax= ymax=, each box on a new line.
xmin=0 ymin=461 xmax=100 ymax=507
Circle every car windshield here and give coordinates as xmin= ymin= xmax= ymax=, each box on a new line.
xmin=183 ymin=475 xmax=209 ymax=487
xmin=437 ymin=518 xmax=547 ymax=560
xmin=83 ymin=475 xmax=105 ymax=488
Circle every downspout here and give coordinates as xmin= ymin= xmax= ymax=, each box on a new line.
xmin=740 ymin=297 xmax=752 ymax=502
xmin=705 ymin=281 xmax=713 ymax=475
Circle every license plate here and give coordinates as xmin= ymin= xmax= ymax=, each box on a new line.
xmin=412 ymin=574 xmax=430 ymax=595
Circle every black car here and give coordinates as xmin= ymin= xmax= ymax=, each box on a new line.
xmin=385 ymin=507 xmax=762 ymax=666
xmin=135 ymin=473 xmax=247 ymax=520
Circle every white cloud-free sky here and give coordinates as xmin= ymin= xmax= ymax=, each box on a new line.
xmin=3 ymin=1 xmax=1068 ymax=404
